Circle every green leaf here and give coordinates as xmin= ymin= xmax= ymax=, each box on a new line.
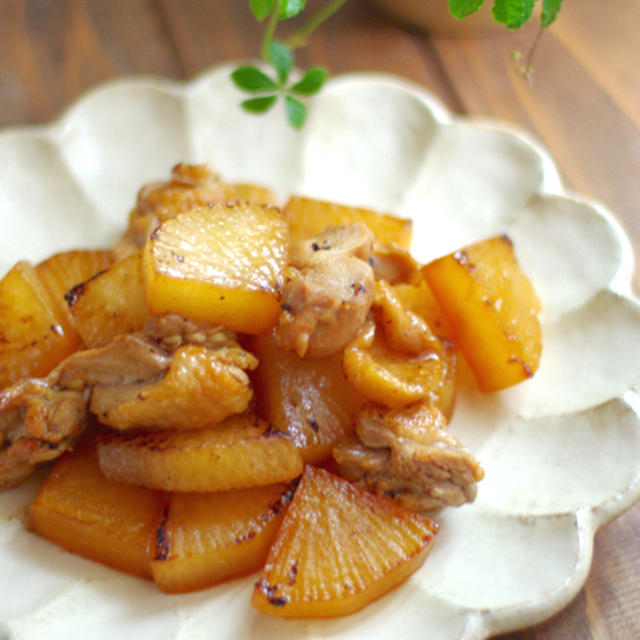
xmin=278 ymin=0 xmax=306 ymax=19
xmin=285 ymin=95 xmax=307 ymax=129
xmin=268 ymin=40 xmax=294 ymax=83
xmin=492 ymin=0 xmax=535 ymax=29
xmin=250 ymin=0 xmax=276 ymax=21
xmin=241 ymin=95 xmax=278 ymax=113
xmin=289 ymin=67 xmax=328 ymax=95
xmin=231 ymin=66 xmax=279 ymax=92
xmin=448 ymin=0 xmax=484 ymax=19
xmin=541 ymin=0 xmax=563 ymax=28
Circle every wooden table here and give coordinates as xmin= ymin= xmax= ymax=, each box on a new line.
xmin=1 ymin=1 xmax=639 ymax=638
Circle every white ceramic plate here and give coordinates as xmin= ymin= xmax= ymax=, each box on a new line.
xmin=1 ymin=65 xmax=639 ymax=640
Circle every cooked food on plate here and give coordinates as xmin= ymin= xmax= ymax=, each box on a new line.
xmin=0 ymin=164 xmax=542 ymax=616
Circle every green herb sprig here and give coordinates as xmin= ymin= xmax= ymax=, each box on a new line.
xmin=449 ymin=0 xmax=564 ymax=78
xmin=449 ymin=0 xmax=562 ymax=29
xmin=231 ymin=0 xmax=347 ymax=130
xmin=233 ymin=0 xmax=563 ymax=129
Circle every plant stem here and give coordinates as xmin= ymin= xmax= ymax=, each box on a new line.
xmin=524 ymin=26 xmax=544 ymax=75
xmin=515 ymin=25 xmax=544 ymax=80
xmin=288 ymin=0 xmax=350 ymax=49
xmin=261 ymin=7 xmax=280 ymax=60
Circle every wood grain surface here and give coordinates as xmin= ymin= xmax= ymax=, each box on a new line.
xmin=1 ymin=1 xmax=639 ymax=638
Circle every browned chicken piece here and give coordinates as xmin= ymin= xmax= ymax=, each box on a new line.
xmin=59 ymin=318 xmax=257 ymax=430
xmin=373 ymin=280 xmax=439 ymax=355
xmin=277 ymin=260 xmax=375 ymax=360
xmin=0 ymin=380 xmax=87 ymax=489
xmin=369 ymin=244 xmax=420 ymax=284
xmin=276 ymin=223 xmax=376 ymax=359
xmin=112 ymin=163 xmax=227 ymax=260
xmin=333 ymin=402 xmax=484 ymax=510
xmin=91 ymin=343 xmax=258 ymax=430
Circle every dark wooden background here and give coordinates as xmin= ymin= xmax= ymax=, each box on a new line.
xmin=1 ymin=1 xmax=639 ymax=638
